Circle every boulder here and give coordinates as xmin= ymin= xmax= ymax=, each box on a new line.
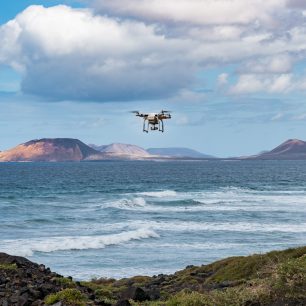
xmin=121 ymin=286 xmax=149 ymax=302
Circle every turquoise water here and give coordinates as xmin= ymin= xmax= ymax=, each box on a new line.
xmin=0 ymin=161 xmax=306 ymax=279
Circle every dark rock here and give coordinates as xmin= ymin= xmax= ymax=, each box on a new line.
xmin=30 ymin=300 xmax=44 ymax=306
xmin=0 ymin=253 xmax=31 ymax=266
xmin=146 ymin=288 xmax=160 ymax=300
xmin=19 ymin=292 xmax=29 ymax=306
xmin=2 ymin=299 xmax=9 ymax=306
xmin=38 ymin=265 xmax=45 ymax=272
xmin=96 ymin=301 xmax=112 ymax=306
xmin=29 ymin=288 xmax=42 ymax=299
xmin=115 ymin=300 xmax=131 ymax=306
xmin=38 ymin=283 xmax=54 ymax=296
xmin=121 ymin=286 xmax=149 ymax=302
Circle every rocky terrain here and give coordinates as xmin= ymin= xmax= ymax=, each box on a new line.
xmin=0 ymin=246 xmax=305 ymax=305
xmin=89 ymin=143 xmax=153 ymax=159
xmin=2 ymin=138 xmax=306 ymax=162
xmin=147 ymin=148 xmax=214 ymax=158
xmin=0 ymin=139 xmax=103 ymax=162
xmin=246 ymin=139 xmax=306 ymax=160
xmin=0 ymin=139 xmax=213 ymax=162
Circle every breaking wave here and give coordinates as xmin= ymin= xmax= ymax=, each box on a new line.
xmin=0 ymin=228 xmax=159 ymax=257
xmin=107 ymin=197 xmax=147 ymax=210
xmin=138 ymin=190 xmax=177 ymax=197
xmin=127 ymin=220 xmax=306 ymax=233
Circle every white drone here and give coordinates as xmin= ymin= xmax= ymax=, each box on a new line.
xmin=132 ymin=110 xmax=172 ymax=133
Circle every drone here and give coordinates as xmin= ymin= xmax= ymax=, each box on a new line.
xmin=132 ymin=110 xmax=172 ymax=133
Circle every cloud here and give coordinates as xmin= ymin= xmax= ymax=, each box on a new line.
xmin=93 ymin=0 xmax=285 ymax=26
xmin=2 ymin=2 xmax=306 ymax=102
xmin=0 ymin=5 xmax=195 ymax=102
xmin=286 ymin=0 xmax=306 ymax=9
xmin=230 ymin=74 xmax=293 ymax=94
xmin=239 ymin=54 xmax=294 ymax=74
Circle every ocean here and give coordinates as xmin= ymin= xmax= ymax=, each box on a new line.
xmin=0 ymin=160 xmax=305 ymax=280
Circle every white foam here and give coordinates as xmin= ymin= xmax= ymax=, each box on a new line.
xmin=128 ymin=220 xmax=306 ymax=233
xmin=138 ymin=190 xmax=177 ymax=198
xmin=107 ymin=197 xmax=147 ymax=210
xmin=0 ymin=228 xmax=159 ymax=257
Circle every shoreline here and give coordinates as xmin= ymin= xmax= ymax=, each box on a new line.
xmin=1 ymin=246 xmax=305 ymax=305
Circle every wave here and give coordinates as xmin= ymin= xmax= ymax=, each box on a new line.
xmin=107 ymin=197 xmax=147 ymax=210
xmin=0 ymin=228 xmax=159 ymax=257
xmin=128 ymin=220 xmax=306 ymax=233
xmin=137 ymin=190 xmax=177 ymax=198
xmin=105 ymin=197 xmax=306 ymax=213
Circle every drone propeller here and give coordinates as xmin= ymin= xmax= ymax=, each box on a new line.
xmin=130 ymin=111 xmax=140 ymax=114
xmin=161 ymin=110 xmax=172 ymax=114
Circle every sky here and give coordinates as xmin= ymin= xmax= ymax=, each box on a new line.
xmin=1 ymin=1 xmax=306 ymax=156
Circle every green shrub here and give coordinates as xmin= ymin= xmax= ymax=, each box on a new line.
xmin=0 ymin=263 xmax=17 ymax=270
xmin=274 ymin=256 xmax=306 ymax=299
xmin=167 ymin=291 xmax=213 ymax=306
xmin=95 ymin=287 xmax=114 ymax=299
xmin=54 ymin=277 xmax=76 ymax=288
xmin=45 ymin=288 xmax=87 ymax=306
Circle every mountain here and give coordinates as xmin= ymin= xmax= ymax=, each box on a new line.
xmin=0 ymin=138 xmax=103 ymax=162
xmin=246 ymin=139 xmax=306 ymax=160
xmin=89 ymin=143 xmax=152 ymax=158
xmin=147 ymin=147 xmax=214 ymax=158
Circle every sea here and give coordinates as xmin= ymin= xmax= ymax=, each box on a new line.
xmin=0 ymin=161 xmax=306 ymax=280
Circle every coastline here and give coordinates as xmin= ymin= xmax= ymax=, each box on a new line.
xmin=1 ymin=246 xmax=305 ymax=306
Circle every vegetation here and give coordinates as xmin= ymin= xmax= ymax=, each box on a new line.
xmin=53 ymin=276 xmax=76 ymax=288
xmin=44 ymin=288 xmax=87 ymax=306
xmin=0 ymin=263 xmax=17 ymax=270
xmin=81 ymin=246 xmax=306 ymax=305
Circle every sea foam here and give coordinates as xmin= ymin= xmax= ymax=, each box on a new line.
xmin=0 ymin=228 xmax=159 ymax=257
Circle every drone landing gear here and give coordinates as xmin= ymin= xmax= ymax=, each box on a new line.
xmin=142 ymin=120 xmax=164 ymax=133
xmin=143 ymin=120 xmax=149 ymax=133
xmin=159 ymin=120 xmax=164 ymax=133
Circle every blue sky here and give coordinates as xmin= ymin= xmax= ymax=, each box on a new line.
xmin=1 ymin=0 xmax=306 ymax=156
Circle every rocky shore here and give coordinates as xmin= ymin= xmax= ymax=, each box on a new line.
xmin=0 ymin=246 xmax=306 ymax=306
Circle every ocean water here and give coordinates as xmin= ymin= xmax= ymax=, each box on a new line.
xmin=0 ymin=160 xmax=306 ymax=280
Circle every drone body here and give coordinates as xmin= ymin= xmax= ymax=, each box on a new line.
xmin=132 ymin=110 xmax=172 ymax=133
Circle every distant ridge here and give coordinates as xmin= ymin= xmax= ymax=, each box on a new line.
xmin=0 ymin=138 xmax=102 ymax=162
xmin=147 ymin=147 xmax=214 ymax=158
xmin=90 ymin=143 xmax=151 ymax=158
xmin=246 ymin=139 xmax=306 ymax=160
xmin=2 ymin=137 xmax=306 ymax=162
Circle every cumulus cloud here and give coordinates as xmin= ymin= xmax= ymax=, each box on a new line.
xmin=0 ymin=5 xmax=195 ymax=101
xmin=239 ymin=54 xmax=294 ymax=74
xmin=93 ymin=0 xmax=285 ymax=26
xmin=2 ymin=2 xmax=306 ymax=102
xmin=230 ymin=74 xmax=293 ymax=94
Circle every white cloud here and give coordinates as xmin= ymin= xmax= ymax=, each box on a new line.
xmin=0 ymin=5 xmax=195 ymax=101
xmin=230 ymin=74 xmax=293 ymax=94
xmin=240 ymin=54 xmax=294 ymax=74
xmin=93 ymin=0 xmax=285 ymax=26
xmin=2 ymin=2 xmax=306 ymax=102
